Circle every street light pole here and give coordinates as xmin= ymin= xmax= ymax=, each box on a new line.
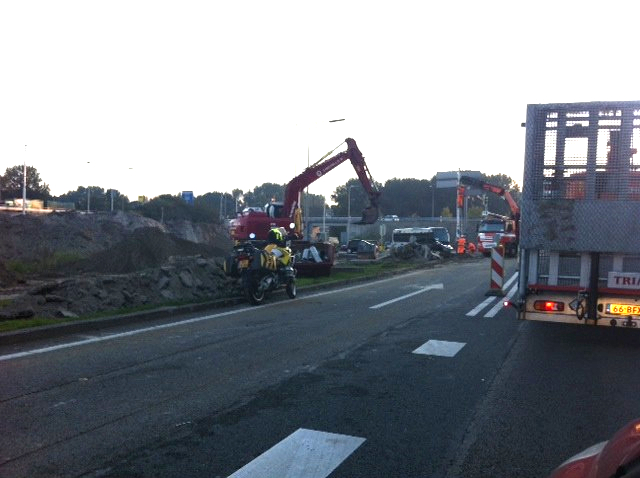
xmin=347 ymin=184 xmax=356 ymax=244
xmin=22 ymin=145 xmax=27 ymax=215
xmin=123 ymin=167 xmax=133 ymax=211
xmin=322 ymin=202 xmax=326 ymax=241
xmin=86 ymin=161 xmax=91 ymax=213
xmin=305 ymin=118 xmax=346 ymax=241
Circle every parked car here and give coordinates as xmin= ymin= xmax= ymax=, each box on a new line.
xmin=382 ymin=214 xmax=400 ymax=221
xmin=346 ymin=239 xmax=364 ymax=254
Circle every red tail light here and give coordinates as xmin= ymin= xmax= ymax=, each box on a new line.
xmin=533 ymin=300 xmax=565 ymax=312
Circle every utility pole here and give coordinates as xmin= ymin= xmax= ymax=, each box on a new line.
xmin=22 ymin=145 xmax=27 ymax=215
xmin=86 ymin=162 xmax=91 ymax=213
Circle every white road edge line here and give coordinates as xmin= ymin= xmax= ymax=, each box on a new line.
xmin=0 ymin=270 xmax=430 ymax=362
xmin=369 ymin=283 xmax=444 ymax=310
xmin=227 ymin=428 xmax=366 ymax=478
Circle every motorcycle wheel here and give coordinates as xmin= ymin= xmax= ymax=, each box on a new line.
xmin=245 ymin=284 xmax=265 ymax=305
xmin=286 ymin=279 xmax=296 ymax=299
xmin=243 ymin=274 xmax=265 ymax=305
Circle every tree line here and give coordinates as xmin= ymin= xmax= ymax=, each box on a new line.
xmin=0 ymin=164 xmax=520 ymax=224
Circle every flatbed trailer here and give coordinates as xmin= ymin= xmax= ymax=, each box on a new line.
xmin=516 ymin=101 xmax=640 ymax=327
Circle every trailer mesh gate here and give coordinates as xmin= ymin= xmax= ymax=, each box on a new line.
xmin=521 ymin=101 xmax=640 ymax=256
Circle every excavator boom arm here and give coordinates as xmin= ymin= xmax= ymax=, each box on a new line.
xmin=283 ymin=138 xmax=380 ymax=223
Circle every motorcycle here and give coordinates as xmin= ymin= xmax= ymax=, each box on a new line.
xmin=224 ymin=240 xmax=297 ymax=305
xmin=548 ymin=417 xmax=640 ymax=477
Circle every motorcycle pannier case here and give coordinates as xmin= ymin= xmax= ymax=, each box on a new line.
xmin=251 ymin=250 xmax=277 ymax=271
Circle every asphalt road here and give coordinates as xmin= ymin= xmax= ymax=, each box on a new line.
xmin=1 ymin=258 xmax=639 ymax=478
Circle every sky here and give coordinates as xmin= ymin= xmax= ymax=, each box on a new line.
xmin=2 ymin=1 xmax=639 ymax=204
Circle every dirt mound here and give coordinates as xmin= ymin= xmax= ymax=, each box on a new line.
xmin=0 ymin=211 xmax=233 ymax=281
xmin=78 ymin=227 xmax=229 ymax=274
xmin=0 ymin=262 xmax=13 ymax=289
xmin=0 ymin=212 xmax=238 ymax=319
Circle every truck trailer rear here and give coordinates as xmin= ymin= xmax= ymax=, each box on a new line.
xmin=516 ymin=101 xmax=640 ymax=327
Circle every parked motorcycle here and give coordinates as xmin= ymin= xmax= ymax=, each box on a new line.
xmin=224 ymin=240 xmax=297 ymax=305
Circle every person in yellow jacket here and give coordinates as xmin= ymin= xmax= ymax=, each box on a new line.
xmin=264 ymin=227 xmax=291 ymax=266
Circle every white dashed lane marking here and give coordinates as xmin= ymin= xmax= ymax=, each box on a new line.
xmin=412 ymin=340 xmax=466 ymax=357
xmin=466 ymin=272 xmax=519 ymax=318
xmin=227 ymin=428 xmax=366 ymax=478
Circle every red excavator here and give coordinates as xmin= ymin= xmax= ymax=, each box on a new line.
xmin=227 ymin=138 xmax=380 ymax=275
xmin=458 ymin=175 xmax=520 ymax=257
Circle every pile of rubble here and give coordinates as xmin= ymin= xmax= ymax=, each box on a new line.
xmin=0 ymin=211 xmax=239 ymax=320
xmin=1 ymin=255 xmax=241 ymax=320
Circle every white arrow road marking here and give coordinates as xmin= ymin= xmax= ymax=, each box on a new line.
xmin=227 ymin=428 xmax=366 ymax=478
xmin=412 ymin=340 xmax=466 ymax=357
xmin=369 ymin=283 xmax=444 ymax=310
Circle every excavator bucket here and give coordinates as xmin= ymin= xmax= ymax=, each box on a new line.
xmin=358 ymin=206 xmax=379 ymax=224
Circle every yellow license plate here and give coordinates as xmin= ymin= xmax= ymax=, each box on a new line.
xmin=239 ymin=259 xmax=249 ymax=268
xmin=606 ymin=303 xmax=640 ymax=315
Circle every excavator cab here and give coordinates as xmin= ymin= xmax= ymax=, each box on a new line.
xmin=265 ymin=202 xmax=284 ymax=218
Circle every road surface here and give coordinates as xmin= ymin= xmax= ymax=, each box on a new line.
xmin=2 ymin=258 xmax=639 ymax=477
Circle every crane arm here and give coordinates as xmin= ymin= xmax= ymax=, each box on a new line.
xmin=459 ymin=175 xmax=520 ymax=217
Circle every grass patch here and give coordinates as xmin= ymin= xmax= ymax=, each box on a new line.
xmin=5 ymin=260 xmax=32 ymax=275
xmin=0 ymin=297 xmax=225 ymax=334
xmin=45 ymin=251 xmax=85 ymax=269
xmin=5 ymin=251 xmax=85 ymax=277
xmin=297 ymin=258 xmax=423 ymax=287
xmin=0 ymin=316 xmax=79 ymax=333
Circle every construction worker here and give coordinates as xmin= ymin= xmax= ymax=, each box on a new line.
xmin=468 ymin=241 xmax=476 ymax=254
xmin=264 ymin=227 xmax=291 ymax=266
xmin=457 ymin=235 xmax=467 ymax=255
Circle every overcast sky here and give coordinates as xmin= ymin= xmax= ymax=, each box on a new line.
xmin=2 ymin=1 xmax=638 ymax=204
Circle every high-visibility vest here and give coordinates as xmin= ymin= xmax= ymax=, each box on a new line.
xmin=457 ymin=237 xmax=466 ymax=254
